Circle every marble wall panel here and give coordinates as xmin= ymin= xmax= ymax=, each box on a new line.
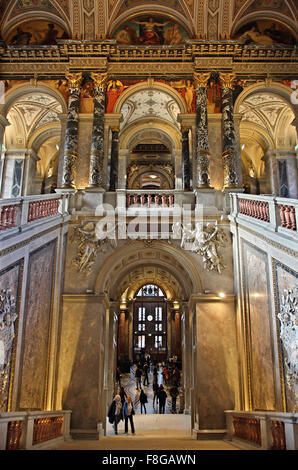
xmin=274 ymin=260 xmax=298 ymax=412
xmin=0 ymin=262 xmax=22 ymax=412
xmin=58 ymin=299 xmax=103 ymax=429
xmin=196 ymin=300 xmax=239 ymax=429
xmin=18 ymin=241 xmax=56 ymax=410
xmin=243 ymin=241 xmax=276 ymax=411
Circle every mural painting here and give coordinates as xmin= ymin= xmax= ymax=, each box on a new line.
xmin=234 ymin=20 xmax=296 ymax=46
xmin=7 ymin=20 xmax=68 ymax=46
xmin=114 ymin=16 xmax=188 ymax=45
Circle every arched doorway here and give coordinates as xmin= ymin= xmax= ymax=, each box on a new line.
xmin=133 ymin=283 xmax=168 ymax=364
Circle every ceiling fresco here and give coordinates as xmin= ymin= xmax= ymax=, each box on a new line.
xmin=5 ymin=20 xmax=68 ymax=45
xmin=114 ymin=16 xmax=189 ymax=45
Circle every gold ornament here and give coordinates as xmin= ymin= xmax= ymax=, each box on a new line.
xmin=193 ymin=72 xmax=210 ymax=88
xmin=91 ymin=72 xmax=108 ymax=88
xmin=220 ymin=73 xmax=236 ymax=89
xmin=65 ymin=72 xmax=83 ymax=88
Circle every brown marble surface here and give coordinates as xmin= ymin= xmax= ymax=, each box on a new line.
xmin=18 ymin=241 xmax=56 ymax=410
xmin=243 ymin=242 xmax=276 ymax=411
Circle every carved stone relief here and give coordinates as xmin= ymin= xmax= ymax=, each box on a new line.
xmin=277 ymin=286 xmax=298 ymax=411
xmin=0 ymin=289 xmax=18 ymax=411
xmin=71 ymin=221 xmax=117 ymax=274
xmin=178 ymin=222 xmax=228 ymax=273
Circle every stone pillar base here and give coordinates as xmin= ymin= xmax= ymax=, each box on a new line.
xmin=71 ymin=429 xmax=100 ymax=440
xmin=84 ymin=186 xmax=105 ymax=193
xmin=193 ymin=429 xmax=227 ymax=440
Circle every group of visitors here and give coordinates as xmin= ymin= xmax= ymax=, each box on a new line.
xmin=108 ymin=394 xmax=136 ymax=435
xmin=109 ymin=360 xmax=181 ymax=434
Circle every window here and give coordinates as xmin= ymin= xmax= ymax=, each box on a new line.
xmin=138 ymin=335 xmax=145 ymax=348
xmin=138 ymin=323 xmax=145 ymax=331
xmin=155 ymin=323 xmax=162 ymax=331
xmin=155 ymin=307 xmax=162 ymax=321
xmin=138 ymin=307 xmax=145 ymax=321
xmin=136 ymin=284 xmax=165 ymax=298
xmin=155 ymin=336 xmax=162 ymax=348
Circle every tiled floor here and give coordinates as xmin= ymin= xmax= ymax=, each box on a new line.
xmin=115 ymin=365 xmax=181 ymax=415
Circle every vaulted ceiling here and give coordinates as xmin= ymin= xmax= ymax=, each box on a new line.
xmin=0 ymin=0 xmax=297 ymax=42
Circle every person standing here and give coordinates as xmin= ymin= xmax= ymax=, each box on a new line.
xmin=143 ymin=362 xmax=149 ymax=386
xmin=122 ymin=396 xmax=135 ymax=435
xmin=153 ymin=381 xmax=159 ymax=407
xmin=135 ymin=365 xmax=142 ymax=390
xmin=158 ymin=385 xmax=167 ymax=414
xmin=119 ymin=386 xmax=127 ymax=406
xmin=116 ymin=367 xmax=121 ymax=387
xmin=107 ymin=395 xmax=123 ymax=435
xmin=170 ymin=385 xmax=179 ymax=413
xmin=153 ymin=364 xmax=158 ymax=383
xmin=139 ymin=388 xmax=148 ymax=414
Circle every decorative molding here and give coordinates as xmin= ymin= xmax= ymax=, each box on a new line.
xmin=107 ymin=62 xmax=195 ymax=75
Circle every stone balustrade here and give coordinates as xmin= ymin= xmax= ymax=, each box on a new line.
xmin=225 ymin=411 xmax=298 ymax=450
xmin=0 ymin=411 xmax=72 ymax=450
xmin=230 ymin=193 xmax=298 ymax=235
xmin=0 ymin=193 xmax=70 ymax=234
xmin=126 ymin=191 xmax=175 ymax=208
xmin=0 ymin=200 xmax=21 ymax=231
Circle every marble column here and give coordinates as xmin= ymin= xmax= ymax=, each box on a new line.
xmin=182 ymin=127 xmax=191 ymax=190
xmin=61 ymin=73 xmax=83 ymax=189
xmin=88 ymin=72 xmax=107 ymax=188
xmin=118 ymin=311 xmax=126 ymax=362
xmin=194 ymin=72 xmax=212 ymax=188
xmin=175 ymin=311 xmax=181 ymax=359
xmin=110 ymin=127 xmax=119 ymax=191
xmin=0 ymin=115 xmax=10 ymax=154
xmin=220 ymin=73 xmax=239 ymax=188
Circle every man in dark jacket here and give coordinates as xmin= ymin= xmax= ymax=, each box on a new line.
xmin=158 ymin=385 xmax=167 ymax=414
xmin=107 ymin=395 xmax=123 ymax=434
xmin=139 ymin=388 xmax=148 ymax=414
xmin=170 ymin=385 xmax=179 ymax=413
xmin=135 ymin=365 xmax=142 ymax=390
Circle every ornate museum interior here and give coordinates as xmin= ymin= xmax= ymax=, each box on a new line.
xmin=0 ymin=0 xmax=297 ymax=451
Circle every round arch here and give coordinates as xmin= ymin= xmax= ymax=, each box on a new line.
xmin=234 ymin=81 xmax=296 ymax=115
xmin=120 ymin=119 xmax=182 ymax=151
xmin=28 ymin=122 xmax=61 ymax=153
xmin=1 ymin=82 xmax=68 ymax=119
xmin=114 ymin=80 xmax=188 ymax=116
xmin=94 ymin=241 xmax=203 ymax=300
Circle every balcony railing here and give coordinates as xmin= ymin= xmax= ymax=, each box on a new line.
xmin=230 ymin=193 xmax=298 ymax=235
xmin=225 ymin=411 xmax=297 ymax=450
xmin=0 ymin=193 xmax=70 ymax=234
xmin=0 ymin=410 xmax=71 ymax=450
xmin=126 ymin=191 xmax=175 ymax=208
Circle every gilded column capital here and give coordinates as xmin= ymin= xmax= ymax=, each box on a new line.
xmin=193 ymin=72 xmax=210 ymax=89
xmin=220 ymin=73 xmax=236 ymax=89
xmin=91 ymin=72 xmax=108 ymax=90
xmin=65 ymin=72 xmax=83 ymax=89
